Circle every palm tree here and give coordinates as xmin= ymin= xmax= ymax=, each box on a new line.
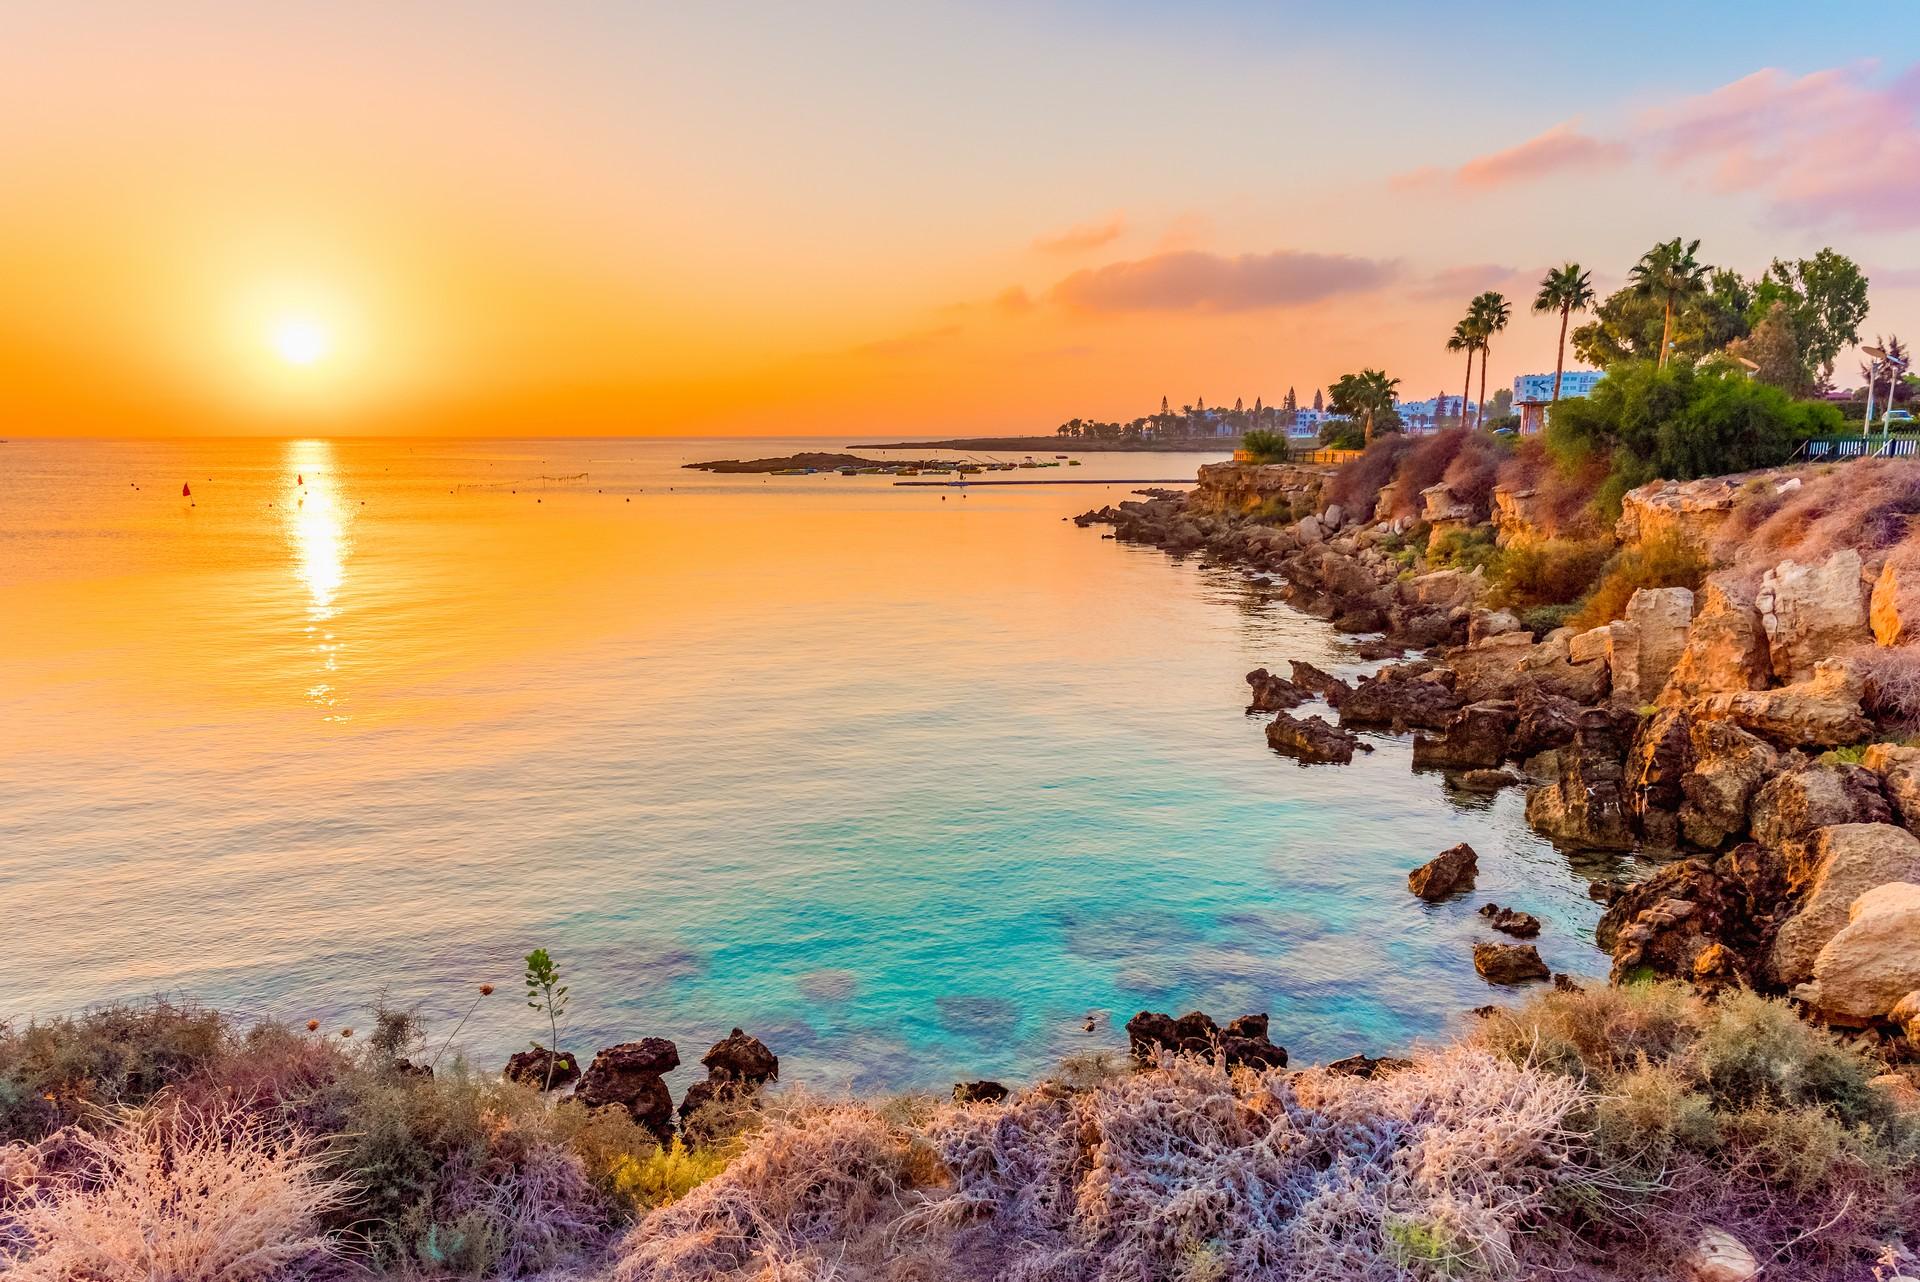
xmin=1447 ymin=322 xmax=1475 ymax=429
xmin=1532 ymin=263 xmax=1595 ymax=405
xmin=1337 ymin=368 xmax=1401 ymax=444
xmin=1629 ymin=238 xmax=1710 ymax=367
xmin=1469 ymin=291 xmax=1512 ymax=427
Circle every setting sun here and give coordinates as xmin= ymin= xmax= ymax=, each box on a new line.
xmin=271 ymin=317 xmax=331 ymax=366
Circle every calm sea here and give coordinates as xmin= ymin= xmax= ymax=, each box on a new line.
xmin=0 ymin=436 xmax=1625 ymax=1092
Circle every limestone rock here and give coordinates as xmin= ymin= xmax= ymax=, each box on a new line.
xmin=577 ymin=1039 xmax=681 ymax=1142
xmin=1448 ymin=629 xmax=1607 ymax=706
xmin=503 ymin=1046 xmax=581 ymax=1091
xmin=1750 ymin=765 xmax=1891 ymax=864
xmin=1871 ymin=556 xmax=1920 ymax=646
xmin=1524 ymin=708 xmax=1635 ymax=849
xmin=1421 ymin=481 xmax=1475 ymax=525
xmin=1869 ymin=1072 xmax=1920 ymax=1116
xmin=1756 ymin=549 xmax=1870 ymax=684
xmin=1467 ymin=609 xmax=1522 ymax=644
xmin=1472 ymin=942 xmax=1549 ymax=985
xmin=1412 ymin=700 xmax=1514 ymax=770
xmin=1660 ymin=574 xmax=1769 ymax=706
xmin=1679 ymin=719 xmax=1780 ymax=849
xmin=1124 ymin=1010 xmax=1217 ymax=1060
xmin=1408 ymin=842 xmax=1478 ymax=901
xmin=1450 ymin=768 xmax=1518 ymax=792
xmin=1770 ymin=825 xmax=1920 ymax=986
xmin=1568 ymin=625 xmax=1611 ymax=666
xmin=1692 ymin=657 xmax=1874 ymax=747
xmin=1266 ymin=711 xmax=1366 ymax=765
xmin=1403 ymin=567 xmax=1486 ymax=612
xmin=1245 ymin=667 xmax=1310 ymax=712
xmin=1893 ymin=988 xmax=1920 ymax=1042
xmin=1339 ymin=665 xmax=1463 ymax=730
xmin=1864 ymin=741 xmax=1920 ymax=834
xmin=1795 ymin=881 xmax=1920 ymax=1021
xmin=1596 ymin=847 xmax=1784 ymax=986
xmin=1287 ymin=661 xmax=1351 ymax=704
xmin=1611 ymin=586 xmax=1694 ymax=708
xmin=1616 ymin=476 xmax=1740 ymax=549
xmin=1478 ymin=902 xmax=1541 ymax=937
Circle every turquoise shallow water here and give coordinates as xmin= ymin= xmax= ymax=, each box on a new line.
xmin=0 ymin=437 xmax=1633 ymax=1092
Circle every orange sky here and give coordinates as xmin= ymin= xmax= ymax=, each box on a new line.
xmin=3 ymin=3 xmax=1917 ymax=437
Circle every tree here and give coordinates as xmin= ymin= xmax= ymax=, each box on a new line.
xmin=524 ymin=948 xmax=570 ymax=1091
xmin=1752 ymin=248 xmax=1869 ymax=386
xmin=1533 ymin=263 xmax=1596 ymax=404
xmin=1329 ymin=368 xmax=1402 ymax=444
xmin=1572 ymin=268 xmax=1749 ymax=368
xmin=1312 ymin=388 xmax=1323 ymax=412
xmin=1161 ymin=395 xmax=1169 ymax=415
xmin=1242 ymin=429 xmax=1287 ymax=462
xmin=1284 ymin=387 xmax=1297 ymax=412
xmin=1549 ymin=359 xmax=1843 ymax=481
xmin=1469 ymin=291 xmax=1512 ymax=428
xmin=1447 ymin=321 xmax=1475 ymax=430
xmin=1726 ymin=301 xmax=1812 ymax=394
xmin=1629 ymin=238 xmax=1711 ymax=367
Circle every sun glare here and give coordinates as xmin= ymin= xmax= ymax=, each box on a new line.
xmin=272 ymin=317 xmax=331 ymax=366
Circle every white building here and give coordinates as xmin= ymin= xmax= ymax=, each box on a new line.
xmin=1394 ymin=395 xmax=1472 ymax=434
xmin=1513 ymin=370 xmax=1604 ymax=433
xmin=1287 ymin=408 xmax=1340 ymax=438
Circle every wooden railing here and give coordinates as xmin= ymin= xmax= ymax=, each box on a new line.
xmin=1287 ymin=447 xmax=1365 ymax=465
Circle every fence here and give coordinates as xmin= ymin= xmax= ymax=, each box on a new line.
xmin=1794 ymin=435 xmax=1920 ymax=461
xmin=1286 ymin=447 xmax=1366 ymax=466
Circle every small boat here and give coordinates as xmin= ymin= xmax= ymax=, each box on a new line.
xmin=1055 ymin=454 xmax=1068 ymax=459
xmin=838 ymin=466 xmax=860 ymax=476
xmin=181 ymin=482 xmax=191 ymax=497
xmin=1067 ymin=459 xmax=1082 ymax=466
xmin=956 ymin=464 xmax=981 ymax=475
xmin=898 ymin=467 xmax=920 ymax=476
xmin=773 ymin=468 xmax=808 ymax=475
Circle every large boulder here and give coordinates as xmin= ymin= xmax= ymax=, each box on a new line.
xmin=1660 ymin=575 xmax=1769 ymax=706
xmin=1402 ymin=567 xmax=1486 ymax=612
xmin=1617 ymin=476 xmax=1740 ymax=548
xmin=701 ymin=1027 xmax=779 ymax=1085
xmin=1624 ymin=707 xmax=1694 ymax=848
xmin=1510 ymin=685 xmax=1582 ymax=757
xmin=1266 ymin=711 xmax=1366 ymax=765
xmin=1338 ymin=665 xmax=1463 ymax=731
xmin=1411 ymin=700 xmax=1514 ymax=770
xmin=1288 ymin=661 xmax=1351 ymax=704
xmin=1691 ymin=658 xmax=1874 ymax=747
xmin=577 ymin=1038 xmax=681 ymax=1143
xmin=503 ymin=1046 xmax=581 ymax=1092
xmin=1795 ymin=881 xmax=1920 ymax=1023
xmin=1595 ymin=846 xmax=1785 ymax=986
xmin=1408 ymin=842 xmax=1478 ymax=901
xmin=1218 ymin=1013 xmax=1288 ymax=1070
xmin=1769 ymin=823 xmax=1920 ymax=986
xmin=1449 ymin=630 xmax=1608 ymax=706
xmin=1750 ymin=765 xmax=1891 ymax=862
xmin=1679 ymin=720 xmax=1780 ymax=849
xmin=1524 ymin=708 xmax=1636 ymax=849
xmin=1755 ymin=550 xmax=1870 ymax=685
xmin=1610 ymin=587 xmax=1695 ymax=708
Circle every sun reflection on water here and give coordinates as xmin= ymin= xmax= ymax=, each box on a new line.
xmin=284 ymin=440 xmax=352 ymax=718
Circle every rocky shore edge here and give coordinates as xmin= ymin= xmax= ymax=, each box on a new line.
xmin=1075 ymin=459 xmax=1920 ymax=1050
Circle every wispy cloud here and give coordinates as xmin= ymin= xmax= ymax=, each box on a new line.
xmin=1410 ymin=263 xmax=1531 ymax=302
xmin=1394 ymin=121 xmax=1626 ymax=191
xmin=1395 ymin=63 xmax=1920 ymax=231
xmin=1050 ymin=249 xmax=1400 ymax=313
xmin=851 ymin=324 xmax=962 ymax=357
xmin=1031 ymin=213 xmax=1127 ymax=255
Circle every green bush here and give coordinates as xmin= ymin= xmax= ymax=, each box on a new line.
xmin=1241 ymin=429 xmax=1287 ymax=463
xmin=1425 ymin=525 xmax=1498 ymax=572
xmin=1490 ymin=537 xmax=1614 ymax=610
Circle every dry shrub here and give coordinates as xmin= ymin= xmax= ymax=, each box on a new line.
xmin=1720 ymin=460 xmax=1920 ymax=571
xmin=613 ymin=1050 xmax=1597 ymax=1282
xmin=1496 ymin=440 xmax=1611 ymax=540
xmin=1378 ymin=429 xmax=1467 ymax=521
xmin=0 ymin=1002 xmax=228 ymax=1143
xmin=1847 ymin=642 xmax=1920 ymax=731
xmin=1441 ymin=430 xmax=1507 ymax=514
xmin=1493 ymin=537 xmax=1614 ymax=611
xmin=2 ymin=1106 xmax=348 ymax=1281
xmin=1324 ymin=435 xmax=1412 ymax=520
xmin=1568 ymin=531 xmax=1709 ymax=631
xmin=1478 ymin=983 xmax=1920 ymax=1281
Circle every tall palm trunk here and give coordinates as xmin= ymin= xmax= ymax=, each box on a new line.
xmin=1477 ymin=343 xmax=1490 ymax=430
xmin=1658 ymin=296 xmax=1674 ymax=367
xmin=1552 ymin=307 xmax=1569 ymax=404
xmin=1461 ymin=349 xmax=1474 ymax=430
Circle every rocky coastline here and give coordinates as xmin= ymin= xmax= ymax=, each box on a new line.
xmin=1075 ymin=458 xmax=1920 ymax=1048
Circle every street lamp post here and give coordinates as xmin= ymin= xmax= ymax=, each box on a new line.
xmin=1863 ymin=345 xmax=1887 ymax=436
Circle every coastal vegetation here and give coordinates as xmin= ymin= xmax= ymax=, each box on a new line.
xmin=4 ymin=982 xmax=1914 ymax=1280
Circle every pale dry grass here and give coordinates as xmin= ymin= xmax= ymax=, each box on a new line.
xmin=1 ymin=1106 xmax=348 ymax=1281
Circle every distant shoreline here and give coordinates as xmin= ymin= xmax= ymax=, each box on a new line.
xmin=859 ymin=436 xmax=1240 ymax=454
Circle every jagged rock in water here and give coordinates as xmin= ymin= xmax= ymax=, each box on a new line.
xmin=577 ymin=1038 xmax=681 ymax=1142
xmin=1473 ymin=942 xmax=1550 ymax=985
xmin=1478 ymin=903 xmax=1541 ymax=937
xmin=503 ymin=1046 xmax=581 ymax=1091
xmin=953 ymin=1080 xmax=1009 ymax=1104
xmin=1408 ymin=842 xmax=1478 ymax=901
xmin=1450 ymin=768 xmax=1519 ymax=792
xmin=1595 ymin=847 xmax=1785 ymax=986
xmin=1795 ymin=881 xmax=1920 ymax=1023
xmin=1245 ymin=667 xmax=1310 ymax=713
xmin=1680 ymin=719 xmax=1780 ymax=849
xmin=1524 ymin=708 xmax=1636 ymax=850
xmin=1691 ymin=658 xmax=1874 ymax=748
xmin=1266 ymin=710 xmax=1366 ymax=764
xmin=1338 ymin=664 xmax=1463 ymax=730
xmin=1287 ymin=660 xmax=1351 ymax=704
xmin=1123 ymin=1010 xmax=1217 ymax=1061
xmin=702 ymin=1027 xmax=779 ymax=1084
xmin=1756 ymin=549 xmax=1871 ymax=684
xmin=1660 ymin=574 xmax=1769 ymax=705
xmin=1218 ymin=1013 xmax=1288 ymax=1070
xmin=1411 ymin=700 xmax=1514 ymax=770
xmin=1769 ymin=824 xmax=1920 ymax=987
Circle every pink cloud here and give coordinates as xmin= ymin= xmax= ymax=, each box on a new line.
xmin=1642 ymin=63 xmax=1920 ymax=230
xmin=1411 ymin=263 xmax=1532 ymax=302
xmin=1031 ymin=213 xmax=1126 ymax=255
xmin=1393 ymin=121 xmax=1626 ymax=190
xmin=1050 ymin=249 xmax=1400 ymax=313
